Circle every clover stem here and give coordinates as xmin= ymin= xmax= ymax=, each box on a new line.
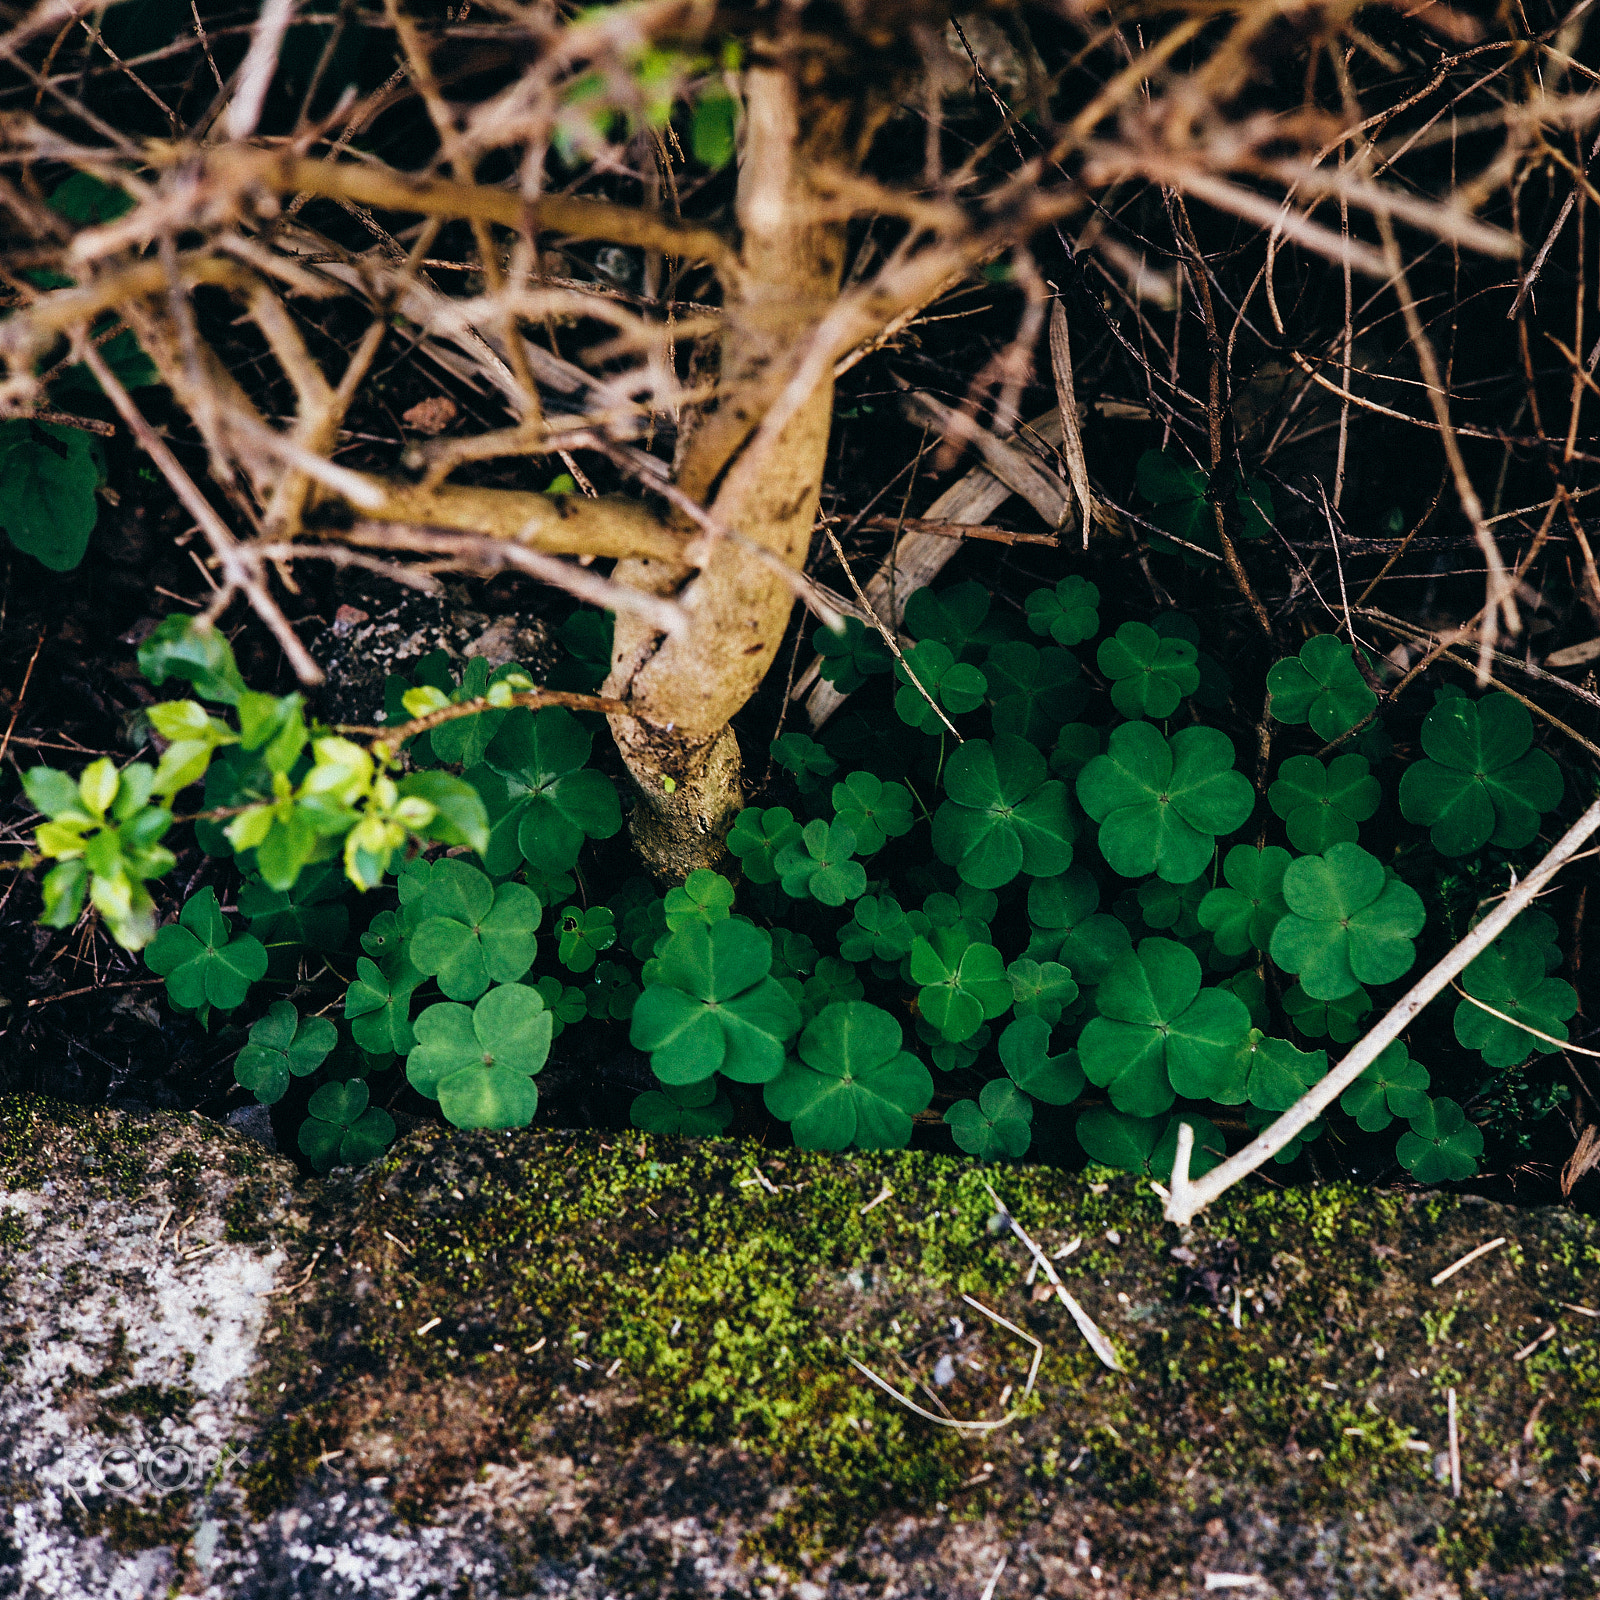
xmin=1164 ymin=791 xmax=1600 ymax=1226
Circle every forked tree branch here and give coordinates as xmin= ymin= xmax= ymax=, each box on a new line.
xmin=1163 ymin=793 xmax=1600 ymax=1225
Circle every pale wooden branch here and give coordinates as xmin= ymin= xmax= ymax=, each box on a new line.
xmin=1163 ymin=794 xmax=1600 ymax=1225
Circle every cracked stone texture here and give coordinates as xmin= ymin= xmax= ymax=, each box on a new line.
xmin=2 ymin=1093 xmax=1598 ymax=1599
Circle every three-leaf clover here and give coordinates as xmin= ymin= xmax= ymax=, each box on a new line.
xmin=904 ymin=581 xmax=991 ymax=648
xmin=1397 ymin=693 xmax=1562 ymax=855
xmin=998 ymin=1015 xmax=1084 ymax=1103
xmin=481 ymin=706 xmax=622 ymax=873
xmin=1282 ymin=981 xmax=1371 ymax=1043
xmin=771 ymin=732 xmax=838 ymax=794
xmin=1267 ymin=635 xmax=1376 ymax=740
xmin=1078 ymin=939 xmax=1252 ymax=1115
xmin=234 ymin=1001 xmax=338 ymax=1104
xmin=1454 ymin=915 xmax=1577 ymax=1068
xmin=145 ymin=888 xmax=267 ymax=1012
xmin=1075 ymin=1106 xmax=1226 ymax=1179
xmin=1078 ymin=722 xmax=1253 ymax=883
xmin=1269 ymin=754 xmax=1381 ymax=853
xmin=813 ymin=618 xmax=893 ymax=692
xmin=1096 ymin=622 xmax=1199 ymax=719
xmin=1198 ymin=845 xmax=1291 ymax=957
xmin=1025 ymin=575 xmax=1099 ymax=646
xmin=532 ymin=974 xmax=589 ymax=1035
xmin=726 ymin=806 xmax=803 ymax=885
xmin=629 ymin=920 xmax=801 ymax=1083
xmin=838 ymin=895 xmax=920 ymax=963
xmin=1232 ymin=1029 xmax=1327 ymax=1112
xmin=775 ymin=819 xmax=868 ymax=905
xmin=557 ymin=905 xmax=618 ymax=972
xmin=344 ymin=954 xmax=424 ymax=1054
xmin=664 ymin=869 xmax=735 ymax=930
xmin=1396 ymin=1098 xmax=1483 ymax=1183
xmin=984 ymin=642 xmax=1087 ymax=743
xmin=407 ymin=983 xmax=554 ymax=1128
xmin=945 ymin=1079 xmax=1034 ymax=1161
xmin=630 ymin=1078 xmax=734 ymax=1136
xmin=1339 ymin=1041 xmax=1430 ymax=1131
xmin=763 ymin=1001 xmax=933 ymax=1150
xmin=1025 ymin=869 xmax=1132 ymax=983
xmin=909 ymin=929 xmax=1012 ymax=1041
xmin=298 ymin=1080 xmax=396 ymax=1172
xmin=408 ymin=859 xmax=542 ymax=1000
xmin=831 ymin=772 xmax=914 ymax=855
xmin=894 ymin=641 xmax=987 ymax=731
xmin=1269 ymin=844 xmax=1425 ymax=1000
xmin=1005 ymin=959 xmax=1079 ymax=1025
xmin=932 ymin=735 xmax=1073 ymax=889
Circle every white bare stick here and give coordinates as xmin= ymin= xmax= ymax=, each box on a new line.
xmin=1163 ymin=794 xmax=1600 ymax=1225
xmin=224 ymin=0 xmax=296 ymax=140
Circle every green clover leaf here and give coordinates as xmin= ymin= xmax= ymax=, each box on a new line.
xmin=727 ymin=806 xmax=803 ymax=885
xmin=664 ymin=868 xmax=736 ymax=930
xmin=408 ymin=859 xmax=542 ymax=1000
xmin=1050 ymin=722 xmax=1101 ymax=782
xmin=932 ymin=735 xmax=1073 ymax=889
xmin=1075 ymin=1107 xmax=1226 ymax=1180
xmin=298 ymin=1080 xmax=396 ymax=1172
xmin=1269 ymin=843 xmax=1424 ymax=1000
xmin=1266 ymin=635 xmax=1376 ymax=740
xmin=839 ymin=895 xmax=919 ymax=963
xmin=1396 ymin=1097 xmax=1483 ymax=1183
xmin=1096 ymin=621 xmax=1199 ymax=719
xmin=1282 ymin=981 xmax=1371 ymax=1042
xmin=344 ymin=953 xmax=424 ymax=1055
xmin=1454 ymin=918 xmax=1577 ymax=1068
xmin=1005 ymin=958 xmax=1079 ymax=1024
xmin=145 ymin=887 xmax=267 ymax=1012
xmin=769 ymin=927 xmax=820 ymax=982
xmin=586 ymin=960 xmax=640 ymax=1021
xmin=1025 ymin=868 xmax=1132 ymax=984
xmin=894 ymin=640 xmax=988 ymax=731
xmin=233 ymin=1001 xmax=338 ymax=1105
xmin=771 ymin=732 xmax=838 ymax=794
xmin=998 ymin=1015 xmax=1084 ymax=1104
xmin=1397 ymin=693 xmax=1563 ymax=855
xmin=775 ymin=819 xmax=867 ymax=906
xmin=532 ymin=974 xmax=589 ymax=1035
xmin=1244 ymin=1103 xmax=1325 ymax=1163
xmin=813 ymin=618 xmax=893 ymax=692
xmin=763 ymin=1000 xmax=933 ymax=1150
xmin=1339 ymin=1041 xmax=1430 ymax=1132
xmin=407 ymin=983 xmax=553 ymax=1128
xmin=1232 ymin=1029 xmax=1327 ymax=1112
xmin=1079 ymin=939 xmax=1251 ymax=1115
xmin=945 ymin=1079 xmax=1034 ymax=1161
xmin=629 ymin=919 xmax=801 ymax=1084
xmin=904 ymin=581 xmax=991 ymax=648
xmin=1078 ymin=722 xmax=1253 ymax=883
xmin=984 ymin=642 xmax=1087 ymax=743
xmin=1025 ymin=575 xmax=1099 ymax=646
xmin=1198 ymin=844 xmax=1291 ymax=957
xmin=1132 ymin=880 xmax=1201 ymax=940
xmin=557 ymin=904 xmax=618 ymax=972
xmin=831 ymin=771 xmax=914 ymax=855
xmin=908 ymin=929 xmax=1011 ymax=1041
xmin=240 ymin=862 xmax=349 ymax=954
xmin=630 ymin=1078 xmax=734 ymax=1136
xmin=1269 ymin=753 xmax=1381 ymax=853
xmin=801 ymin=955 xmax=864 ymax=1018
xmin=482 ymin=706 xmax=622 ymax=873
xmin=1135 ymin=449 xmax=1210 ymax=545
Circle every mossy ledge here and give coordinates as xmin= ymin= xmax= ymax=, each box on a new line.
xmin=2 ymin=1092 xmax=1598 ymax=1598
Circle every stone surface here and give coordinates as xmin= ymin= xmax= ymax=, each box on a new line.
xmin=2 ymin=1094 xmax=1598 ymax=1599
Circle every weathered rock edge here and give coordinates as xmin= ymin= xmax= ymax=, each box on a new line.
xmin=1 ymin=1093 xmax=1597 ymax=1599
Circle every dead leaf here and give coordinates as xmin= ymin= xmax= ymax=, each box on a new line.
xmin=402 ymin=396 xmax=458 ymax=435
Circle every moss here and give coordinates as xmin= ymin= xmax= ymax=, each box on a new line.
xmin=232 ymin=1127 xmax=1600 ymax=1579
